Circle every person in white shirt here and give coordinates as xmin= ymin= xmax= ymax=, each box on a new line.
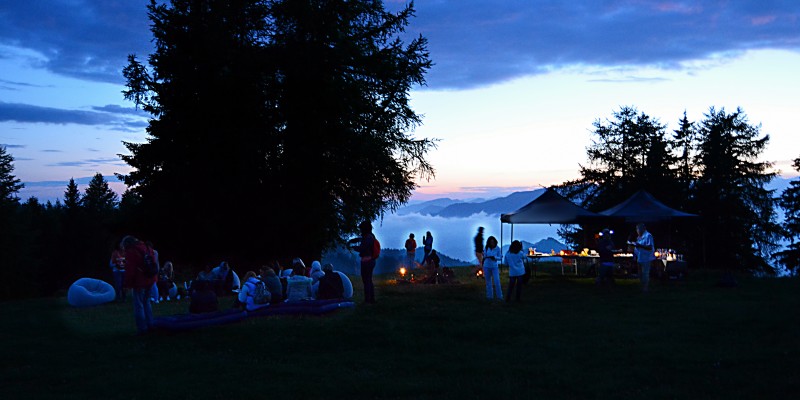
xmin=482 ymin=236 xmax=503 ymax=300
xmin=504 ymin=240 xmax=526 ymax=302
xmin=630 ymin=223 xmax=656 ymax=292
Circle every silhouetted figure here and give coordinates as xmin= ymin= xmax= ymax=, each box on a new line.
xmin=404 ymin=233 xmax=417 ymax=268
xmin=348 ymin=220 xmax=378 ymax=304
xmin=474 ymin=227 xmax=485 ymax=267
xmin=422 ymin=231 xmax=433 ymax=264
xmin=596 ymin=229 xmax=616 ymax=285
xmin=121 ymin=235 xmax=158 ymax=334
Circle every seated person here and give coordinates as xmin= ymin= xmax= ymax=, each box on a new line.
xmin=285 ymin=269 xmax=313 ymax=302
xmin=259 ymin=264 xmax=283 ymax=304
xmin=238 ymin=271 xmax=271 ymax=311
xmin=427 ymin=250 xmax=441 ymax=269
xmin=211 ymin=261 xmax=233 ymax=295
xmin=189 ymin=280 xmax=218 ymax=314
xmin=316 ymin=263 xmax=344 ymax=300
xmin=292 ymin=258 xmax=308 ymax=277
xmin=197 ymin=264 xmax=214 ymax=281
xmin=310 ymin=261 xmax=325 ymax=285
xmin=157 ymin=261 xmax=175 ymax=301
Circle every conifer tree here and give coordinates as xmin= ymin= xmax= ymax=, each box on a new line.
xmin=120 ymin=0 xmax=432 ymax=263
xmin=776 ymin=156 xmax=800 ymax=275
xmin=63 ymin=178 xmax=81 ymax=211
xmin=81 ymin=173 xmax=118 ymax=213
xmin=692 ymin=107 xmax=780 ymax=272
xmin=0 ymin=145 xmax=24 ymax=205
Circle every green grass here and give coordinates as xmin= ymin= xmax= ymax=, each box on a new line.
xmin=2 ymin=268 xmax=799 ymax=399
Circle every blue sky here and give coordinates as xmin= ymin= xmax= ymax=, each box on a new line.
xmin=1 ymin=0 xmax=799 ymax=202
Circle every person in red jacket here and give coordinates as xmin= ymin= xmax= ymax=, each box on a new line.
xmin=122 ymin=235 xmax=158 ymax=335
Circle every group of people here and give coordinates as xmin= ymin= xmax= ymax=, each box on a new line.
xmin=474 ymin=226 xmax=525 ymax=302
xmin=472 ymin=223 xmax=656 ymax=302
xmin=114 ymin=234 xmax=354 ymax=335
xmin=403 ymin=231 xmax=437 ymax=269
xmin=188 ymin=258 xmax=350 ymax=313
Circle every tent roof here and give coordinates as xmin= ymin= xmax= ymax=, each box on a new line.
xmin=599 ymin=190 xmax=698 ymax=221
xmin=500 ymin=189 xmax=605 ymax=224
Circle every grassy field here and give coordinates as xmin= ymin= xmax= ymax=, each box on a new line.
xmin=2 ymin=267 xmax=799 ymax=399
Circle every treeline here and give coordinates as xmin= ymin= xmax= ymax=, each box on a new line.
xmin=0 ymin=153 xmax=136 ymax=299
xmin=559 ymin=106 xmax=800 ymax=275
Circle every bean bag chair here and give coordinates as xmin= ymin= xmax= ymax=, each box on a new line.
xmin=151 ymin=282 xmax=160 ymax=302
xmin=336 ymin=271 xmax=354 ymax=299
xmin=68 ymin=278 xmax=116 ymax=307
xmin=152 ymin=309 xmax=247 ymax=332
xmin=168 ymin=282 xmax=178 ymax=299
xmin=231 ymin=271 xmax=241 ymax=291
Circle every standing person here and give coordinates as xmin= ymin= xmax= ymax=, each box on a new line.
xmin=122 ymin=235 xmax=158 ymax=335
xmin=482 ymin=236 xmax=503 ymax=300
xmin=404 ymin=233 xmax=417 ymax=268
xmin=110 ymin=243 xmax=126 ymax=302
xmin=422 ymin=231 xmax=433 ymax=265
xmin=504 ymin=240 xmax=526 ymax=303
xmin=474 ymin=227 xmax=485 ymax=272
xmin=348 ymin=220 xmax=378 ymax=304
xmin=596 ymin=229 xmax=617 ymax=285
xmin=629 ymin=223 xmax=656 ymax=292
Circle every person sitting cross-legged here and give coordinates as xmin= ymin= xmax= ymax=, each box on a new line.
xmin=316 ymin=263 xmax=345 ymax=300
xmin=285 ymin=266 xmax=313 ymax=302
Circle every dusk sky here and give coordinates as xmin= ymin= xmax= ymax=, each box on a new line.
xmin=1 ymin=1 xmax=799 ymax=202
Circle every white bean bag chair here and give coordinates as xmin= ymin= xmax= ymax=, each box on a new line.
xmin=68 ymin=278 xmax=115 ymax=307
xmin=335 ymin=271 xmax=353 ymax=299
xmin=231 ymin=271 xmax=241 ymax=291
xmin=151 ymin=282 xmax=160 ymax=302
xmin=168 ymin=283 xmax=178 ymax=299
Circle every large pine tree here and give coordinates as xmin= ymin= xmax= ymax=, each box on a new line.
xmin=120 ymin=0 xmax=432 ymax=264
xmin=692 ymin=107 xmax=780 ymax=272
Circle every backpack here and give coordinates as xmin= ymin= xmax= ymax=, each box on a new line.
xmin=249 ymin=279 xmax=271 ymax=305
xmin=372 ymin=237 xmax=381 ymax=259
xmin=139 ymin=248 xmax=158 ymax=278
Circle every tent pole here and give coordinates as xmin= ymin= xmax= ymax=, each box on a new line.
xmin=500 ymin=221 xmax=504 ymax=257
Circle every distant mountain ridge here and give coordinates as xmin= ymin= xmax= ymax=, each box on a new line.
xmin=397 ymin=189 xmax=545 ymax=218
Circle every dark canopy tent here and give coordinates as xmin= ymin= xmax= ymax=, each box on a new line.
xmin=600 ymin=190 xmax=700 ymax=264
xmin=499 ymin=189 xmax=606 ymax=248
xmin=598 ymin=190 xmax=698 ymax=221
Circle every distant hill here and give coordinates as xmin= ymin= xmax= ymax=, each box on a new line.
xmin=434 ymin=189 xmax=545 ymax=218
xmin=396 ymin=198 xmax=462 ymax=215
xmin=322 ymin=246 xmax=470 ymax=275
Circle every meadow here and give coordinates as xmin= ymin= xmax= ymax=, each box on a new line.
xmin=2 ymin=266 xmax=798 ymax=399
